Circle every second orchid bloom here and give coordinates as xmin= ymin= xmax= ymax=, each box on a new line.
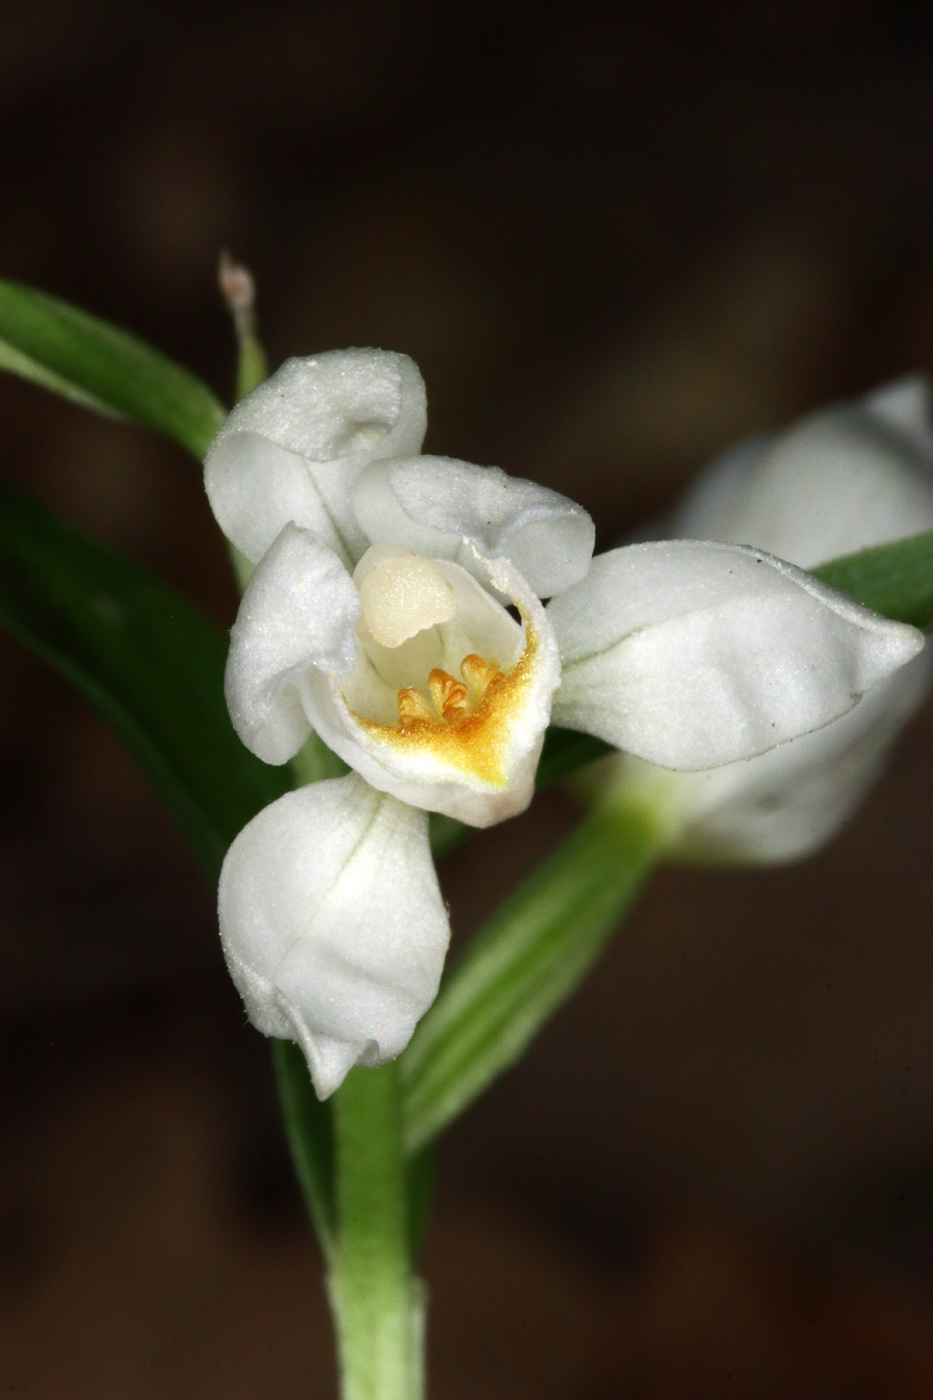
xmin=204 ymin=350 xmax=923 ymax=1097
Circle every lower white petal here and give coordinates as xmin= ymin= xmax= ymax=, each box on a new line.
xmin=218 ymin=773 xmax=449 ymax=1100
xmin=549 ymin=540 xmax=924 ymax=771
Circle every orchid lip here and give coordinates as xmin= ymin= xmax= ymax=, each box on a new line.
xmin=349 ymin=625 xmax=539 ymax=789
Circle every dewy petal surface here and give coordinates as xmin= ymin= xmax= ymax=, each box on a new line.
xmin=352 ymin=455 xmax=595 ymax=596
xmin=549 ymin=540 xmax=924 ymax=770
xmin=219 ymin=773 xmax=449 ymax=1100
xmin=204 ymin=349 xmax=427 ymax=566
xmin=225 ymin=523 xmax=360 ymax=764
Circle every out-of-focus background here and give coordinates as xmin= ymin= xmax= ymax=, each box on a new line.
xmin=0 ymin=3 xmax=931 ymax=1396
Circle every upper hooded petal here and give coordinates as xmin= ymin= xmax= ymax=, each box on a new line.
xmin=352 ymin=455 xmax=595 ymax=597
xmin=670 ymin=377 xmax=933 ymax=568
xmin=301 ymin=551 xmax=562 ymax=825
xmin=225 ymin=523 xmax=360 ymax=764
xmin=204 ymin=349 xmax=427 ymax=566
xmin=549 ymin=539 xmax=924 ymax=771
xmin=219 ymin=773 xmax=450 ymax=1099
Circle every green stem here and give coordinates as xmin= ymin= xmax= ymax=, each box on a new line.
xmin=401 ymin=791 xmax=677 ymax=1156
xmin=236 ymin=332 xmax=268 ymax=403
xmin=330 ymin=1063 xmax=424 ymax=1400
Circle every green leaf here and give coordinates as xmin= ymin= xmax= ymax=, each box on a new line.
xmin=0 ymin=279 xmax=227 ymax=459
xmin=405 ymin=1148 xmax=436 ymax=1261
xmin=0 ymin=474 xmax=288 ymax=878
xmin=0 ymin=475 xmax=338 ymax=1257
xmin=271 ymin=1038 xmax=336 ymax=1259
xmin=536 ymin=726 xmax=614 ymax=787
xmin=812 ymin=530 xmax=933 ymax=631
xmin=428 ymin=810 xmax=468 ymax=857
xmin=400 ymin=798 xmax=669 ymax=1157
xmin=291 ymin=730 xmax=349 ymax=787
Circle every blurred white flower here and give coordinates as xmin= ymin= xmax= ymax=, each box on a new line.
xmin=206 ymin=354 xmax=924 ymax=1093
xmin=611 ymin=377 xmax=933 ymax=862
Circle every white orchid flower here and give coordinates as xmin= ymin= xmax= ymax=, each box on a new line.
xmin=609 ymin=377 xmax=933 ymax=862
xmin=206 ymin=352 xmax=924 ymax=1095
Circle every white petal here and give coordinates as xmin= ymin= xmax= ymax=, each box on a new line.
xmin=219 ymin=773 xmax=449 ymax=1099
xmin=667 ymin=646 xmax=932 ymax=862
xmin=225 ymin=524 xmax=360 ymax=764
xmin=549 ymin=540 xmax=924 ymax=770
xmin=671 ymin=380 xmax=933 ymax=568
xmin=302 ymin=552 xmax=561 ymax=825
xmin=204 ymin=349 xmax=427 ymax=566
xmin=352 ymin=455 xmax=595 ymax=596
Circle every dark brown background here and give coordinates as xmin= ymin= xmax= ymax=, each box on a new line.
xmin=0 ymin=3 xmax=931 ymax=1395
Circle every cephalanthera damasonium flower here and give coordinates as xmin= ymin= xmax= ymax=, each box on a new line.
xmin=610 ymin=377 xmax=933 ymax=863
xmin=205 ymin=351 xmax=924 ymax=1096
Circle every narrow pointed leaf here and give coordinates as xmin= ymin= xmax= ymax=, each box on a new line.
xmin=812 ymin=529 xmax=933 ymax=631
xmin=0 ymin=474 xmax=288 ymax=877
xmin=0 ymin=279 xmax=226 ymax=459
xmin=400 ymin=799 xmax=670 ymax=1156
xmin=271 ymin=1038 xmax=336 ymax=1259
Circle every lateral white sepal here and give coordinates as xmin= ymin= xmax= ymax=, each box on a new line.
xmin=224 ymin=523 xmax=360 ymax=764
xmin=218 ymin=773 xmax=450 ymax=1099
xmin=549 ymin=540 xmax=924 ymax=771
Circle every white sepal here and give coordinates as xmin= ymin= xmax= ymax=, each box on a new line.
xmin=549 ymin=540 xmax=924 ymax=770
xmin=225 ymin=523 xmax=360 ymax=764
xmin=218 ymin=773 xmax=449 ymax=1100
xmin=303 ymin=551 xmax=561 ymax=825
xmin=352 ymin=455 xmax=595 ymax=596
xmin=204 ymin=349 xmax=427 ymax=566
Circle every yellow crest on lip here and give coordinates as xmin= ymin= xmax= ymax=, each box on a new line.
xmin=353 ymin=628 xmax=539 ymax=788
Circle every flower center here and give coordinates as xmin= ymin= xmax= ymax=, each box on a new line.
xmin=343 ymin=546 xmax=533 ymax=784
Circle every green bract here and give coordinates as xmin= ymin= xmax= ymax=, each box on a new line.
xmin=0 ymin=278 xmax=226 ymax=458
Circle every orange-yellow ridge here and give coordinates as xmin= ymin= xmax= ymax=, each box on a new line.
xmin=354 ymin=628 xmax=538 ymax=787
